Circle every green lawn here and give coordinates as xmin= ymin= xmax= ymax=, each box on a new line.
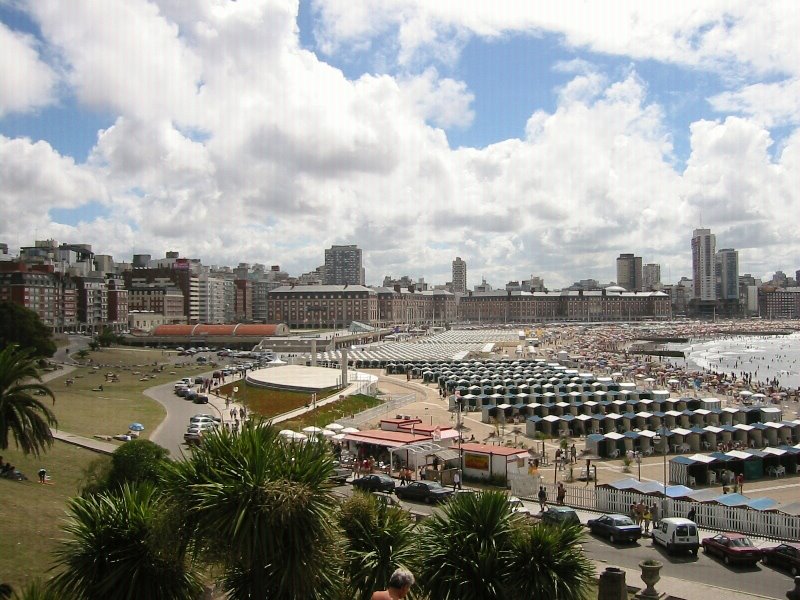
xmin=216 ymin=381 xmax=338 ymax=418
xmin=47 ymin=346 xmax=208 ymax=440
xmin=0 ymin=442 xmax=109 ymax=591
xmin=278 ymin=393 xmax=382 ymax=430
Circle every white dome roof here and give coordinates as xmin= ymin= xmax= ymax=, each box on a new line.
xmin=605 ymin=285 xmax=626 ymax=293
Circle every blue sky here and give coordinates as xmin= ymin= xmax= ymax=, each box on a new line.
xmin=0 ymin=1 xmax=797 ymax=287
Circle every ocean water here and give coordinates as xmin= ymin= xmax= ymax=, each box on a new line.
xmin=675 ymin=332 xmax=800 ymax=390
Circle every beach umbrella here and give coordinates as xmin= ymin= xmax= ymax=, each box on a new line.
xmin=279 ymin=429 xmax=297 ymax=437
xmin=325 ymin=423 xmax=344 ymax=430
xmin=128 ymin=423 xmax=145 ymax=432
xmin=332 ymin=433 xmax=347 ymax=440
xmin=321 ymin=429 xmax=336 ymax=437
xmin=341 ymin=427 xmax=360 ymax=434
xmin=302 ymin=426 xmax=324 ymax=434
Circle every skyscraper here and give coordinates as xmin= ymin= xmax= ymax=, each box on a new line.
xmin=323 ymin=245 xmax=364 ymax=285
xmin=691 ymin=228 xmax=716 ymax=301
xmin=642 ymin=263 xmax=661 ymax=290
xmin=715 ymin=249 xmax=739 ymax=300
xmin=616 ymin=253 xmax=642 ymax=291
xmin=452 ymin=257 xmax=467 ymax=294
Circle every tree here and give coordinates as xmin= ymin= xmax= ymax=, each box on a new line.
xmin=0 ymin=302 xmax=56 ymax=358
xmin=0 ymin=345 xmax=57 ymax=455
xmin=416 ymin=491 xmax=594 ymax=600
xmin=96 ymin=327 xmax=117 ymax=348
xmin=338 ymin=492 xmax=419 ymax=600
xmin=50 ymin=483 xmax=202 ymax=600
xmin=75 ymin=349 xmax=90 ymax=361
xmin=80 ymin=440 xmax=170 ymax=496
xmin=108 ymin=439 xmax=170 ymax=489
xmin=164 ymin=421 xmax=343 ymax=600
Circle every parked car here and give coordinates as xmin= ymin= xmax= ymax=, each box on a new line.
xmin=192 ymin=414 xmax=221 ymax=423
xmin=508 ymin=496 xmax=532 ymax=517
xmin=394 ymin=481 xmax=453 ymax=504
xmin=702 ymin=533 xmax=762 ymax=566
xmin=185 ymin=391 xmax=198 ymax=402
xmin=328 ymin=467 xmax=353 ymax=485
xmin=193 ymin=394 xmax=209 ymax=404
xmin=652 ymin=518 xmax=699 ymax=556
xmin=351 ymin=474 xmax=396 ymax=493
xmin=587 ymin=514 xmax=642 ymax=544
xmin=761 ymin=542 xmax=800 ymax=576
xmin=175 ymin=387 xmax=190 ymax=397
xmin=540 ymin=505 xmax=581 ymax=527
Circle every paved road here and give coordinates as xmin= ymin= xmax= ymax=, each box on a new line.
xmin=331 ymin=484 xmax=794 ymax=599
xmin=147 ymin=376 xmax=233 ymax=457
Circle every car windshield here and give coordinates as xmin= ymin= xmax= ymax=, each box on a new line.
xmin=730 ymin=538 xmax=754 ymax=548
xmin=614 ymin=517 xmax=635 ymax=526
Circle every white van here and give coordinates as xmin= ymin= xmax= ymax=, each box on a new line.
xmin=652 ymin=517 xmax=700 ymax=556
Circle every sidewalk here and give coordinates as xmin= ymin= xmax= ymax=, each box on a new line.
xmin=51 ymin=430 xmax=117 ymax=455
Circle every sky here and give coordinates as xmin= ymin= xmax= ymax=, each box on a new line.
xmin=0 ymin=0 xmax=798 ymax=289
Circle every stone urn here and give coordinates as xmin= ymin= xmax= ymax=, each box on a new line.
xmin=638 ymin=560 xmax=663 ymax=598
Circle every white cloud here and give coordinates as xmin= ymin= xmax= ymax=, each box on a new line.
xmin=1 ymin=0 xmax=797 ymax=289
xmin=708 ymin=78 xmax=800 ymax=127
xmin=399 ymin=67 xmax=474 ymax=129
xmin=310 ymin=0 xmax=800 ymax=76
xmin=0 ymin=22 xmax=57 ymax=116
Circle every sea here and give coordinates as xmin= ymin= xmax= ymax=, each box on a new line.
xmin=668 ymin=332 xmax=800 ymax=390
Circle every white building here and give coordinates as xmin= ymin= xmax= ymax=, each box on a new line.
xmin=452 ymin=257 xmax=467 ymax=294
xmin=691 ymin=228 xmax=716 ymax=301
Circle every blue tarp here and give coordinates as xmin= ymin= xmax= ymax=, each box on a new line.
xmin=716 ymin=493 xmax=749 ymax=507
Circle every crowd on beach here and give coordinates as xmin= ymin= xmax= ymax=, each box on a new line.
xmin=538 ymin=320 xmax=800 ymax=407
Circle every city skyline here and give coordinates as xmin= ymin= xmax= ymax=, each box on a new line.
xmin=1 ymin=2 xmax=798 ymax=288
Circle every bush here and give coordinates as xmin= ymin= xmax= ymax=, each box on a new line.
xmin=81 ymin=440 xmax=170 ymax=495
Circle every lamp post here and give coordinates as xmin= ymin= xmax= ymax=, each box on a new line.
xmin=654 ymin=427 xmax=668 ymax=491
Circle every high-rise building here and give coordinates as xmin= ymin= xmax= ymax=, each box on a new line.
xmin=323 ymin=245 xmax=363 ymax=285
xmin=616 ymin=253 xmax=643 ymax=291
xmin=452 ymin=257 xmax=467 ymax=294
xmin=642 ymin=264 xmax=661 ymax=290
xmin=715 ymin=248 xmax=739 ymax=300
xmin=691 ymin=228 xmax=716 ymax=301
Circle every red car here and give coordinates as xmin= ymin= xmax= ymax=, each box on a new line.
xmin=701 ymin=533 xmax=761 ymax=566
xmin=761 ymin=542 xmax=800 ymax=576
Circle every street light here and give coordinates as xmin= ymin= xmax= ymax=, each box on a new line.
xmin=653 ymin=426 xmax=668 ymax=492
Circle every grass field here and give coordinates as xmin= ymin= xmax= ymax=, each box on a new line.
xmin=216 ymin=381 xmax=339 ymax=418
xmin=46 ymin=347 xmax=210 ymax=440
xmin=0 ymin=442 xmax=108 ymax=591
xmin=278 ymin=394 xmax=383 ymax=430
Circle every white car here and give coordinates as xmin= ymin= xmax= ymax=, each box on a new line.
xmin=189 ymin=416 xmax=218 ymax=426
xmin=652 ymin=518 xmax=700 ymax=556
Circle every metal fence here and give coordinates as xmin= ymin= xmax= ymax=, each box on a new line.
xmin=337 ymin=393 xmax=417 ymax=428
xmin=510 ymin=475 xmax=800 ymax=542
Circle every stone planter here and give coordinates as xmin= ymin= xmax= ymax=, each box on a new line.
xmin=638 ymin=560 xmax=662 ymax=598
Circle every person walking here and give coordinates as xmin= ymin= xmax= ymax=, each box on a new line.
xmin=453 ymin=470 xmax=461 ymax=491
xmin=556 ymin=482 xmax=566 ymax=505
xmin=642 ymin=506 xmax=652 ymax=533
xmin=736 ymin=473 xmax=745 ymax=494
xmin=570 ymin=443 xmax=577 ymax=464
xmin=687 ymin=505 xmax=697 ymax=522
xmin=371 ymin=568 xmax=415 ymax=600
xmin=538 ymin=486 xmax=548 ymax=512
xmin=650 ymin=502 xmax=660 ymax=528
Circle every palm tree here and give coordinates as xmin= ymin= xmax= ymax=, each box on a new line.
xmin=338 ymin=492 xmax=419 ymax=600
xmin=0 ymin=345 xmax=57 ymax=455
xmin=508 ymin=521 xmax=594 ymax=600
xmin=164 ymin=420 xmax=343 ymax=600
xmin=417 ymin=490 xmax=594 ymax=600
xmin=7 ymin=580 xmax=66 ymax=600
xmin=417 ymin=490 xmax=515 ymax=600
xmin=50 ymin=483 xmax=202 ymax=600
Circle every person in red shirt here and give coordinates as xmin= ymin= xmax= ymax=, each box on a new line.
xmin=371 ymin=568 xmax=414 ymax=600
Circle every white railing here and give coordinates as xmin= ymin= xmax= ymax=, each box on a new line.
xmin=337 ymin=394 xmax=417 ymax=428
xmin=510 ymin=475 xmax=800 ymax=541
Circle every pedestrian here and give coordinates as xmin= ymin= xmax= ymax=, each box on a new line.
xmin=453 ymin=470 xmax=461 ymax=491
xmin=538 ymin=486 xmax=547 ymax=512
xmin=687 ymin=505 xmax=697 ymax=523
xmin=371 ymin=568 xmax=414 ymax=600
xmin=736 ymin=473 xmax=745 ymax=493
xmin=642 ymin=506 xmax=652 ymax=533
xmin=570 ymin=443 xmax=577 ymax=464
xmin=556 ymin=482 xmax=566 ymax=505
xmin=650 ymin=502 xmax=659 ymax=528
xmin=239 ymin=407 xmax=245 ymax=420
xmin=38 ymin=468 xmax=47 ymax=484
xmin=629 ymin=503 xmax=638 ymax=524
